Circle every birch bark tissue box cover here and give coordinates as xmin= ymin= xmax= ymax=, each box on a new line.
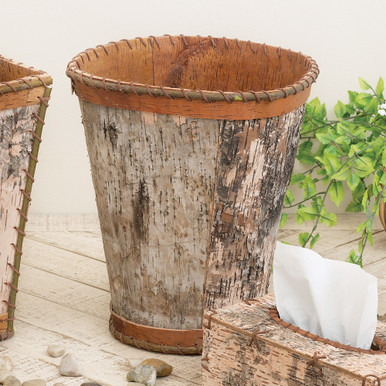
xmin=202 ymin=241 xmax=386 ymax=386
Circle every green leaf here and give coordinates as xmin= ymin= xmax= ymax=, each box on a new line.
xmin=303 ymin=175 xmax=317 ymax=199
xmin=334 ymin=100 xmax=346 ymax=118
xmin=279 ymin=212 xmax=287 ymax=228
xmin=364 ymin=97 xmax=379 ymax=115
xmin=354 ymin=156 xmax=375 ymax=178
xmin=361 ymin=189 xmax=369 ymax=210
xmin=323 ymin=152 xmax=341 ymax=176
xmin=347 ymin=249 xmax=360 ymax=266
xmin=297 ymin=140 xmax=315 ymax=165
xmin=380 ymin=170 xmax=386 ymax=185
xmin=331 ymin=163 xmax=351 ymax=181
xmin=284 ymin=190 xmax=295 ymax=205
xmin=296 ymin=206 xmax=318 ymax=223
xmin=376 ymin=77 xmax=384 ymax=97
xmin=321 ymin=211 xmax=337 ymax=227
xmin=358 ymin=238 xmax=364 ymax=254
xmin=305 ymin=98 xmax=327 ymax=121
xmin=356 ymin=221 xmax=367 ymax=233
xmin=353 ymin=180 xmax=366 ymax=202
xmin=345 ymin=103 xmax=355 ymax=115
xmin=348 ymin=91 xmax=359 ymax=103
xmin=382 ymin=147 xmax=386 ymax=168
xmin=347 ymin=171 xmax=360 ymax=191
xmin=299 ymin=232 xmax=310 ymax=247
xmin=334 ymin=135 xmax=351 ymax=153
xmin=358 ymin=77 xmax=371 ymax=90
xmin=310 ymin=233 xmax=320 ymax=248
xmin=346 ymin=200 xmax=362 ymax=212
xmin=355 ymin=93 xmax=372 ymax=109
xmin=368 ymin=230 xmax=374 ymax=246
xmin=328 ymin=180 xmax=344 ymax=206
xmin=290 ymin=173 xmax=306 ymax=185
xmin=315 ymin=130 xmax=333 ymax=145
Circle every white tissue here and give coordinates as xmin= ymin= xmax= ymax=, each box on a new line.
xmin=273 ymin=241 xmax=378 ymax=350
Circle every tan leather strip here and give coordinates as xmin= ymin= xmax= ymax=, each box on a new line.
xmin=269 ymin=308 xmax=386 ymax=355
xmin=0 ymin=86 xmax=46 ymax=110
xmin=110 ymin=308 xmax=203 ymax=351
xmin=73 ymin=79 xmax=311 ymax=120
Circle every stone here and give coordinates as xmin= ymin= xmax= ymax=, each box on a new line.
xmin=126 ymin=365 xmax=156 ymax=386
xmin=59 ymin=353 xmax=82 ymax=377
xmin=22 ymin=380 xmax=46 ymax=386
xmin=3 ymin=375 xmax=21 ymax=386
xmin=0 ymin=371 xmax=15 ymax=383
xmin=0 ymin=356 xmax=14 ymax=372
xmin=128 ymin=358 xmax=144 ymax=368
xmin=47 ymin=344 xmax=65 ymax=358
xmin=80 ymin=383 xmax=103 ymax=386
xmin=140 ymin=358 xmax=173 ymax=377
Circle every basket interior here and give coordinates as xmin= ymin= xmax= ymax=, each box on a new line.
xmin=76 ymin=36 xmax=312 ymax=93
xmin=0 ymin=57 xmax=42 ymax=82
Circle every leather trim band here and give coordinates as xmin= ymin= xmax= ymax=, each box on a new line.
xmin=73 ymin=79 xmax=311 ymax=120
xmin=110 ymin=307 xmax=203 ymax=355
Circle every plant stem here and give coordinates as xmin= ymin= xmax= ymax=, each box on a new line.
xmin=283 ymin=191 xmax=327 ymax=209
xmin=357 ymin=184 xmax=386 ymax=266
xmin=301 ymin=181 xmax=333 ymax=248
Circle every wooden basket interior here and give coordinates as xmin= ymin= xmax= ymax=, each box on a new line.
xmin=0 ymin=57 xmax=43 ymax=82
xmin=77 ymin=36 xmax=312 ymax=93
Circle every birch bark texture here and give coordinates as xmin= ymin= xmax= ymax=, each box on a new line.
xmin=202 ymin=295 xmax=386 ymax=386
xmin=0 ymin=104 xmax=39 ymax=315
xmin=67 ymin=36 xmax=319 ymax=352
xmin=80 ymin=100 xmax=304 ymax=330
xmin=205 ymin=105 xmax=304 ymax=311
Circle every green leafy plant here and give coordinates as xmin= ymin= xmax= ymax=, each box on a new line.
xmin=281 ymin=77 xmax=386 ymax=267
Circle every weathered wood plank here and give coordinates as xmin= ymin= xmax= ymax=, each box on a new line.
xmin=278 ymin=230 xmax=364 ymax=254
xmin=27 ymin=214 xmax=101 ymax=232
xmin=22 ymin=238 xmax=109 ymax=291
xmin=3 ymin=319 xmax=200 ymax=385
xmin=321 ymin=232 xmax=386 ymax=267
xmin=27 ymin=231 xmax=105 ymax=262
xmin=18 ymin=264 xmax=110 ymax=320
xmin=0 ymin=103 xmax=40 ymax=315
xmin=15 ymin=292 xmax=202 ymax=385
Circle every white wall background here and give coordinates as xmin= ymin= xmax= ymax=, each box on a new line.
xmin=1 ymin=0 xmax=385 ymax=214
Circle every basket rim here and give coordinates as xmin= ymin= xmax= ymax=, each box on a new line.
xmin=0 ymin=55 xmax=53 ymax=96
xmin=66 ymin=34 xmax=319 ymax=104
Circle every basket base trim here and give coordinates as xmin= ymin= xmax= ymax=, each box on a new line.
xmin=109 ymin=308 xmax=203 ymax=355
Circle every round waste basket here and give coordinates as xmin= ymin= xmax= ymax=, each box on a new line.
xmin=66 ymin=35 xmax=318 ymax=354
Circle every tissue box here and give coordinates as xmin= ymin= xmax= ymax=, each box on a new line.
xmin=202 ymin=294 xmax=386 ymax=385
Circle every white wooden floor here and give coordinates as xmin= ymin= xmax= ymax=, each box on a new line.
xmin=1 ymin=214 xmax=385 ymax=385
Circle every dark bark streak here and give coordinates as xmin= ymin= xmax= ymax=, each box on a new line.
xmin=205 ymin=106 xmax=305 ymax=311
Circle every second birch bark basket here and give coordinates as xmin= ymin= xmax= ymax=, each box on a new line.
xmin=66 ymin=35 xmax=319 ymax=354
xmin=0 ymin=55 xmax=52 ymax=340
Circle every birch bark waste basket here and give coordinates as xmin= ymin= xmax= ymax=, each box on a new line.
xmin=66 ymin=35 xmax=319 ymax=354
xmin=0 ymin=55 xmax=52 ymax=339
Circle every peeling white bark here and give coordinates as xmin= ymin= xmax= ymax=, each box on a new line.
xmin=0 ymin=104 xmax=39 ymax=314
xmin=80 ymin=100 xmax=304 ymax=330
